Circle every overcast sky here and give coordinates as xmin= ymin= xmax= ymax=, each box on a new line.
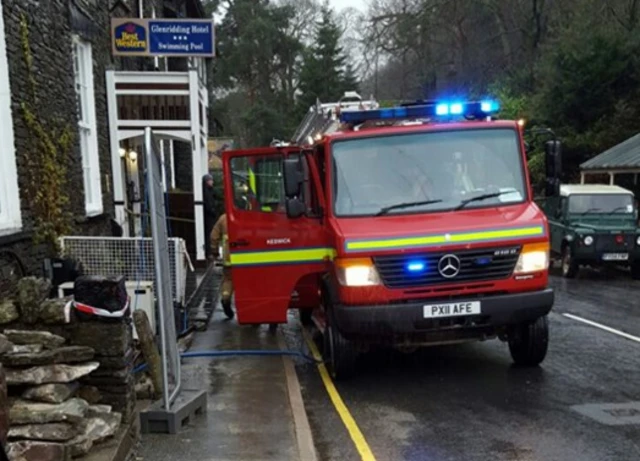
xmin=329 ymin=0 xmax=367 ymax=12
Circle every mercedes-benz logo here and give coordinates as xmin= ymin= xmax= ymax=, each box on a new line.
xmin=438 ymin=254 xmax=461 ymax=278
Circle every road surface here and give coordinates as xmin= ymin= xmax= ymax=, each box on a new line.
xmin=283 ymin=269 xmax=640 ymax=461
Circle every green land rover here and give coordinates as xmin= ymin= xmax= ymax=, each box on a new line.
xmin=544 ymin=184 xmax=640 ymax=279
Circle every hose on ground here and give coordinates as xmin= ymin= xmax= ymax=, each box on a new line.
xmin=133 ymin=349 xmax=322 ymax=374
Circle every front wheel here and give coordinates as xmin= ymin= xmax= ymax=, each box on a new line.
xmin=323 ymin=301 xmax=357 ymax=380
xmin=508 ymin=315 xmax=549 ymax=367
xmin=631 ymin=263 xmax=640 ymax=280
xmin=561 ymin=245 xmax=579 ymax=278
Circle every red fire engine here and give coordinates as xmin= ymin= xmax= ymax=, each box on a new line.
xmin=222 ymin=92 xmax=555 ymax=379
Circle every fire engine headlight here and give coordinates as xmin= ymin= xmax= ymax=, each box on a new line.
xmin=583 ymin=235 xmax=594 ymax=246
xmin=514 ymin=243 xmax=550 ymax=274
xmin=636 ymin=236 xmax=640 ymax=246
xmin=335 ymin=258 xmax=381 ymax=287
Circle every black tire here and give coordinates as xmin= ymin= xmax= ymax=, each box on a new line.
xmin=508 ymin=315 xmax=549 ymax=366
xmin=322 ymin=296 xmax=357 ymax=380
xmin=300 ymin=309 xmax=313 ymax=326
xmin=631 ymin=264 xmax=640 ymax=280
xmin=561 ymin=245 xmax=579 ymax=278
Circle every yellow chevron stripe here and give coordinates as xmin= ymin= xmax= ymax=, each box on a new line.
xmin=346 ymin=225 xmax=545 ymax=251
xmin=230 ymin=248 xmax=336 ymax=266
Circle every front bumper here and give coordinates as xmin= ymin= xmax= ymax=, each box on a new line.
xmin=333 ymin=288 xmax=554 ymax=339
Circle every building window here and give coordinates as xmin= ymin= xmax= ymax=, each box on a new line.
xmin=0 ymin=2 xmax=22 ymax=234
xmin=72 ymin=36 xmax=103 ymax=216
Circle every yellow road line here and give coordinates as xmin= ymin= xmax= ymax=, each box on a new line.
xmin=302 ymin=328 xmax=377 ymax=461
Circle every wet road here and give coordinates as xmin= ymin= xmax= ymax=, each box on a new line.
xmin=283 ymin=268 xmax=640 ymax=461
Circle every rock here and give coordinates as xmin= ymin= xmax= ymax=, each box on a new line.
xmin=17 ymin=277 xmax=51 ymax=324
xmin=8 ymin=422 xmax=78 ymax=442
xmin=9 ymin=398 xmax=89 ymax=425
xmin=0 ymin=334 xmax=12 ymax=355
xmin=65 ymin=411 xmax=122 ymax=457
xmin=70 ymin=322 xmax=131 ymax=357
xmin=4 ymin=330 xmax=65 ymax=349
xmin=2 ymin=346 xmax=95 ymax=367
xmin=97 ymin=349 xmax=134 ymax=369
xmin=90 ymin=364 xmax=132 ymax=380
xmin=10 ymin=345 xmax=43 ymax=354
xmin=87 ymin=405 xmax=112 ymax=417
xmin=135 ymin=374 xmax=154 ymax=400
xmin=66 ymin=435 xmax=93 ymax=458
xmin=6 ymin=362 xmax=100 ymax=386
xmin=22 ymin=383 xmax=79 ymax=404
xmin=7 ymin=440 xmax=69 ymax=461
xmin=0 ymin=365 xmax=8 ymax=444
xmin=0 ymin=301 xmax=19 ymax=325
xmin=76 ymin=386 xmax=101 ymax=405
xmin=39 ymin=298 xmax=72 ymax=325
xmin=83 ymin=373 xmax=134 ymax=388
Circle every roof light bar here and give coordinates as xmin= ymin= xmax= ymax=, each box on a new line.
xmin=339 ymin=100 xmax=500 ymax=125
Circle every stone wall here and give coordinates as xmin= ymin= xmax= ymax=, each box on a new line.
xmin=0 ymin=277 xmax=136 ymax=460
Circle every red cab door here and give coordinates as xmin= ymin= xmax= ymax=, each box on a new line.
xmin=223 ymin=146 xmax=331 ymax=324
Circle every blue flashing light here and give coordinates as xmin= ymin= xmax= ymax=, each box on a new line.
xmin=407 ymin=261 xmax=427 ymax=273
xmin=338 ymin=99 xmax=500 ymax=125
xmin=450 ymin=103 xmax=464 ymax=115
xmin=435 ymin=104 xmax=449 ymax=116
xmin=480 ymin=100 xmax=500 ymax=113
xmin=474 ymin=257 xmax=492 ymax=266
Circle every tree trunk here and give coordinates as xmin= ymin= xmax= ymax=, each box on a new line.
xmin=133 ymin=310 xmax=163 ymax=398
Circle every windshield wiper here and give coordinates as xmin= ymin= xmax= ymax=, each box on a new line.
xmin=375 ymin=199 xmax=443 ymax=216
xmin=454 ymin=191 xmax=515 ymax=211
xmin=607 ymin=206 xmax=630 ymax=215
xmin=580 ymin=207 xmax=601 ymax=215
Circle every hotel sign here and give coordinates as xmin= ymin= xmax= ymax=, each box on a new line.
xmin=112 ymin=18 xmax=215 ymax=57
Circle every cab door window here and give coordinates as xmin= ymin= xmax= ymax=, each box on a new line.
xmin=230 ymin=155 xmax=286 ymax=212
xmin=230 ymin=153 xmax=318 ymax=214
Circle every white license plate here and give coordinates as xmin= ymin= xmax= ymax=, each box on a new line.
xmin=602 ymin=253 xmax=629 ymax=261
xmin=423 ymin=301 xmax=481 ymax=319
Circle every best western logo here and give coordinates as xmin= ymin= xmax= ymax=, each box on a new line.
xmin=114 ymin=22 xmax=147 ymax=52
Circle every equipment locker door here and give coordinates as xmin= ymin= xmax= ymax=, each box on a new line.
xmin=223 ymin=147 xmax=332 ymax=324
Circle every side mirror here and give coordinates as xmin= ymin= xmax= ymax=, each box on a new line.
xmin=545 ymin=140 xmax=562 ymax=197
xmin=283 ymin=156 xmax=304 ymax=198
xmin=286 ymin=198 xmax=306 ymax=219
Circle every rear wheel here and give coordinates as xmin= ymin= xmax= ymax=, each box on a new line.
xmin=631 ymin=263 xmax=640 ymax=280
xmin=322 ymin=297 xmax=356 ymax=380
xmin=561 ymin=245 xmax=579 ymax=278
xmin=508 ymin=315 xmax=549 ymax=366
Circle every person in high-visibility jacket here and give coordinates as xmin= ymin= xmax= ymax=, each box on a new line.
xmin=210 ymin=213 xmax=234 ymax=320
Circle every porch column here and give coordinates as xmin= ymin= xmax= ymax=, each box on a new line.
xmin=169 ymin=140 xmax=176 ymax=189
xmin=609 ymin=172 xmax=615 ymax=185
xmin=580 ymin=172 xmax=585 ymax=184
xmin=106 ymin=71 xmax=128 ymax=236
xmin=190 ymin=68 xmax=205 ymax=261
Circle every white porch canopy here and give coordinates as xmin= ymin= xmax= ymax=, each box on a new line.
xmin=106 ymin=64 xmax=209 ymax=260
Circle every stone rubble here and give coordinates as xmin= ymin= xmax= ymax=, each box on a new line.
xmin=0 ymin=277 xmax=135 ymax=460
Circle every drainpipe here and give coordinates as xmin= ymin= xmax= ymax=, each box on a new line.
xmin=139 ymin=0 xmax=144 ymax=18
xmin=152 ymin=6 xmax=159 ymax=70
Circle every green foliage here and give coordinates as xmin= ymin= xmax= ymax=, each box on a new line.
xmin=212 ymin=0 xmax=303 ymax=146
xmin=19 ymin=15 xmax=74 ymax=249
xmin=297 ymin=6 xmax=357 ymax=114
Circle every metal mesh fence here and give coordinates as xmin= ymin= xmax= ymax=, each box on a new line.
xmin=145 ymin=127 xmax=181 ymax=409
xmin=59 ymin=236 xmax=188 ymax=305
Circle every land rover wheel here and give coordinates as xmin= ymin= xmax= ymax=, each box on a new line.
xmin=322 ymin=299 xmax=356 ymax=380
xmin=631 ymin=263 xmax=640 ymax=280
xmin=561 ymin=245 xmax=579 ymax=278
xmin=508 ymin=315 xmax=549 ymax=367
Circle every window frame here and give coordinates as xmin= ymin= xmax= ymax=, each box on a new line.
xmin=0 ymin=2 xmax=22 ymax=235
xmin=329 ymin=127 xmax=528 ymax=218
xmin=72 ymin=35 xmax=103 ymax=217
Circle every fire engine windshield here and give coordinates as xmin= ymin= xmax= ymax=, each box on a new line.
xmin=331 ymin=128 xmax=527 ymax=216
